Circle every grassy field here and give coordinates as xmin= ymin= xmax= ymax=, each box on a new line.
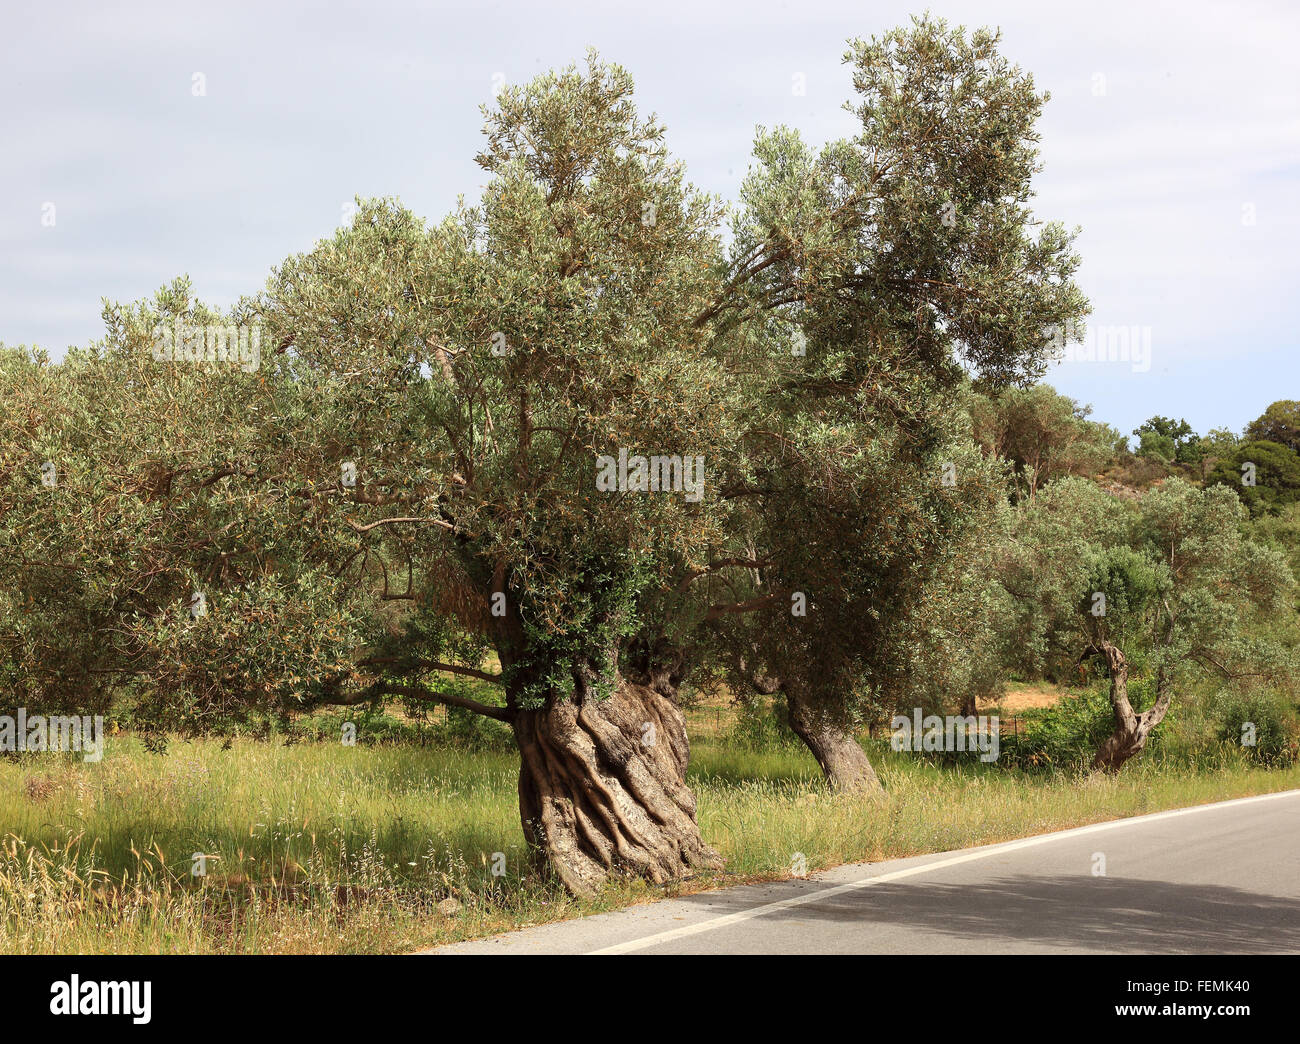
xmin=2 ymin=718 xmax=1296 ymax=954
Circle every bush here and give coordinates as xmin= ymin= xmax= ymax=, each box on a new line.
xmin=1206 ymin=440 xmax=1300 ymax=516
xmin=1137 ymin=430 xmax=1175 ymax=463
xmin=282 ymin=679 xmax=516 ymax=752
xmin=725 ymin=695 xmax=801 ymax=751
xmin=1003 ymin=679 xmax=1171 ymax=771
xmin=1001 ymin=686 xmax=1112 ymax=770
xmin=287 ymin=707 xmax=424 ymax=746
xmin=1210 ymin=690 xmax=1300 ymax=766
xmin=435 ymin=704 xmax=515 ymax=752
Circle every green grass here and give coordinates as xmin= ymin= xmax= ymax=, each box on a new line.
xmin=1 ymin=732 xmax=1296 ymax=953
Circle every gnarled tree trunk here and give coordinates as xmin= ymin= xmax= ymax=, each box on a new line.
xmin=512 ymin=677 xmax=722 ymax=897
xmin=784 ymin=685 xmax=882 ymax=794
xmin=1090 ymin=642 xmax=1172 ymax=773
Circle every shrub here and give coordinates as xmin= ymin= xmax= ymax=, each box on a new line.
xmin=1003 ymin=679 xmax=1171 ymax=771
xmin=1206 ymin=440 xmax=1300 ymax=516
xmin=1210 ymin=690 xmax=1300 ymax=766
xmin=435 ymin=704 xmax=515 ymax=752
xmin=725 ymin=694 xmax=801 ymax=751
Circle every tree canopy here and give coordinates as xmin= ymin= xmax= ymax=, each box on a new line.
xmin=2 ymin=18 xmax=1098 ymax=893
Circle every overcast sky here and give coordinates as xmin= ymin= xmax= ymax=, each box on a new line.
xmin=2 ymin=0 xmax=1296 ymax=438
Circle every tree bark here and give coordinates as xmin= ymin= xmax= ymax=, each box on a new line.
xmin=512 ymin=677 xmax=722 ymax=897
xmin=784 ymin=685 xmax=883 ymax=794
xmin=1090 ymin=642 xmax=1171 ymax=773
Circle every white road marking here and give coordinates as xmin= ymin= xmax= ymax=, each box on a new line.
xmin=586 ymin=788 xmax=1300 ymax=954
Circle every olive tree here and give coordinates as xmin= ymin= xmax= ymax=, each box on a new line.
xmin=2 ymin=18 xmax=1089 ymax=890
xmin=998 ymin=477 xmax=1295 ymax=771
xmin=686 ymin=15 xmax=1087 ymax=789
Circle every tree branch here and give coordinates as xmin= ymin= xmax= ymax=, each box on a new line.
xmin=377 ymin=682 xmax=514 ymax=722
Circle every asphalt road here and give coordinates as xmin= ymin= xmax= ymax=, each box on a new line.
xmin=427 ymin=789 xmax=1300 ymax=955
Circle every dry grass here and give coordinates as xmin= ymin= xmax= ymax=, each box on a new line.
xmin=982 ymin=682 xmax=1069 ymax=714
xmin=0 ymin=731 xmax=1294 ymax=953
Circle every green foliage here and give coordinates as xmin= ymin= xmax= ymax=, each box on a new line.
xmin=724 ymin=695 xmax=802 ymax=752
xmin=283 ymin=698 xmax=516 ymax=751
xmin=1004 ymin=681 xmax=1171 ymax=770
xmin=969 ymin=384 xmax=1117 ymax=500
xmin=997 ymin=476 xmax=1135 ymax=679
xmin=1210 ymin=690 xmax=1299 ymax=766
xmin=1245 ymin=502 xmax=1300 ymax=597
xmin=437 ymin=706 xmax=517 ymax=752
xmin=1 ymin=24 xmax=1089 ymax=813
xmin=1002 ymin=477 xmax=1294 ymax=681
xmin=1206 ymin=440 xmax=1300 ymax=516
xmin=1245 ymin=400 xmax=1300 ymax=453
xmin=1002 ymin=686 xmax=1116 ymax=769
xmin=1135 ymin=430 xmax=1175 ymax=463
xmin=657 ymin=15 xmax=1088 ymax=730
xmin=1079 ymin=544 xmax=1168 ymax=647
xmin=995 ymin=473 xmax=1297 ymax=771
xmin=1133 ymin=416 xmax=1200 ymax=464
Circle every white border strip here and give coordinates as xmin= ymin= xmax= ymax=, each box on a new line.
xmin=587 ymin=788 xmax=1300 ymax=954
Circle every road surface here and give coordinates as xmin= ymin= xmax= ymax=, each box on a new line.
xmin=427 ymin=789 xmax=1300 ymax=954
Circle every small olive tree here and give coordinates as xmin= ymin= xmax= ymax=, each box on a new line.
xmin=998 ymin=477 xmax=1295 ymax=771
